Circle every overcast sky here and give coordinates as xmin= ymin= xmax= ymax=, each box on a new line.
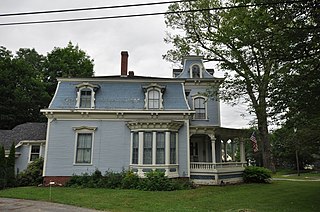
xmin=1 ymin=0 xmax=254 ymax=129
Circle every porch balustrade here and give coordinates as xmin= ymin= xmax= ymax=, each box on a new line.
xmin=190 ymin=162 xmax=245 ymax=171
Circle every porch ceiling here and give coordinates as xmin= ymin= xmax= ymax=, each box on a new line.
xmin=190 ymin=126 xmax=250 ymax=141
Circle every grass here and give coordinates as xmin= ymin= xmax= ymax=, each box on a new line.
xmin=272 ymin=170 xmax=320 ymax=180
xmin=1 ymin=181 xmax=319 ymax=212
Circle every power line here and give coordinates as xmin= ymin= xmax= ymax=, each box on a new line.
xmin=0 ymin=1 xmax=305 ymax=27
xmin=0 ymin=0 xmax=194 ymax=17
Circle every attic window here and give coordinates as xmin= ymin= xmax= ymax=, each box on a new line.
xmin=190 ymin=64 xmax=202 ymax=78
xmin=75 ymin=82 xmax=100 ymax=109
xmin=142 ymin=83 xmax=166 ymax=110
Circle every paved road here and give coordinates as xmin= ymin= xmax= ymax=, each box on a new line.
xmin=0 ymin=198 xmax=103 ymax=212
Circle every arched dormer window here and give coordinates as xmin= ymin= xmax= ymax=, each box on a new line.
xmin=190 ymin=64 xmax=203 ymax=78
xmin=75 ymin=82 xmax=100 ymax=109
xmin=148 ymin=89 xmax=160 ymax=109
xmin=142 ymin=83 xmax=166 ymax=110
xmin=192 ymin=95 xmax=208 ymax=120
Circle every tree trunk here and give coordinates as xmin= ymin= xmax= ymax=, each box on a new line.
xmin=296 ymin=150 xmax=300 ymax=176
xmin=256 ymin=100 xmax=275 ymax=172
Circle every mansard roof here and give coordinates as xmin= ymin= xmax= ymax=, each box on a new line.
xmin=49 ymin=76 xmax=190 ymax=110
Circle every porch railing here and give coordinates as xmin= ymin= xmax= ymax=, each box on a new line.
xmin=190 ymin=162 xmax=245 ymax=170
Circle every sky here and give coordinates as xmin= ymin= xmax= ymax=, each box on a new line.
xmin=0 ymin=0 xmax=254 ymax=129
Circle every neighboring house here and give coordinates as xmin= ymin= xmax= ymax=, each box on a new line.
xmin=0 ymin=122 xmax=47 ymax=174
xmin=41 ymin=52 xmax=249 ymax=185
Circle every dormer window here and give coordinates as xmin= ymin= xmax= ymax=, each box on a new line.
xmin=75 ymin=82 xmax=100 ymax=109
xmin=190 ymin=64 xmax=203 ymax=78
xmin=148 ymin=89 xmax=160 ymax=109
xmin=193 ymin=95 xmax=208 ymax=120
xmin=80 ymin=89 xmax=92 ymax=108
xmin=142 ymin=83 xmax=166 ymax=110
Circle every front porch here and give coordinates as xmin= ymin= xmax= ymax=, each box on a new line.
xmin=189 ymin=127 xmax=248 ymax=185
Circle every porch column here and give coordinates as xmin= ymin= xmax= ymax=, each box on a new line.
xmin=223 ymin=140 xmax=227 ymax=162
xmin=209 ymin=134 xmax=216 ymax=164
xmin=231 ymin=140 xmax=235 ymax=161
xmin=240 ymin=138 xmax=246 ymax=163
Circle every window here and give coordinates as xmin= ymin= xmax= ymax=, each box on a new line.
xmin=75 ymin=82 xmax=100 ymax=109
xmin=30 ymin=145 xmax=40 ymax=161
xmin=170 ymin=133 xmax=177 ymax=164
xmin=148 ymin=89 xmax=160 ymax=109
xmin=156 ymin=132 xmax=165 ymax=164
xmin=132 ymin=132 xmax=139 ymax=164
xmin=76 ymin=133 xmax=92 ymax=163
xmin=143 ymin=132 xmax=152 ymax=164
xmin=142 ymin=83 xmax=166 ymax=110
xmin=192 ymin=65 xmax=200 ymax=78
xmin=194 ymin=97 xmax=206 ymax=119
xmin=80 ymin=89 xmax=92 ymax=108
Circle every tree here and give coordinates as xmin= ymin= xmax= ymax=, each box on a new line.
xmin=0 ymin=47 xmax=50 ymax=129
xmin=0 ymin=43 xmax=95 ymax=129
xmin=164 ymin=0 xmax=318 ymax=170
xmin=0 ymin=47 xmax=15 ymax=129
xmin=0 ymin=145 xmax=6 ymax=189
xmin=44 ymin=41 xmax=94 ymax=95
xmin=6 ymin=143 xmax=16 ymax=187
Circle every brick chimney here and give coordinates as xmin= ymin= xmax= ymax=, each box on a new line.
xmin=121 ymin=51 xmax=129 ymax=76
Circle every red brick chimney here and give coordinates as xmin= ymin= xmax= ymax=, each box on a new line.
xmin=121 ymin=51 xmax=129 ymax=76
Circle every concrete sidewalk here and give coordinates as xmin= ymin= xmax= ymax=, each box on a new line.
xmin=0 ymin=198 xmax=103 ymax=212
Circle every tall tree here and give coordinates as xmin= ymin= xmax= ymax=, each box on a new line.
xmin=6 ymin=143 xmax=16 ymax=187
xmin=0 ymin=47 xmax=50 ymax=129
xmin=0 ymin=47 xmax=15 ymax=129
xmin=44 ymin=41 xmax=94 ymax=95
xmin=164 ymin=0 xmax=318 ymax=170
xmin=0 ymin=145 xmax=6 ymax=189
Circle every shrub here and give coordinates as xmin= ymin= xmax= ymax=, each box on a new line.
xmin=140 ymin=170 xmax=174 ymax=191
xmin=16 ymin=157 xmax=44 ymax=186
xmin=243 ymin=166 xmax=272 ymax=183
xmin=66 ymin=169 xmax=193 ymax=191
xmin=121 ymin=171 xmax=140 ymax=189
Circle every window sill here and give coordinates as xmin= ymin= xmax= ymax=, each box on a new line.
xmin=192 ymin=119 xmax=209 ymax=121
xmin=73 ymin=163 xmax=93 ymax=166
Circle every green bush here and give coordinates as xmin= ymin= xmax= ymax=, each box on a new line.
xmin=121 ymin=171 xmax=140 ymax=189
xmin=16 ymin=157 xmax=44 ymax=186
xmin=140 ymin=170 xmax=174 ymax=191
xmin=243 ymin=166 xmax=272 ymax=183
xmin=66 ymin=169 xmax=193 ymax=191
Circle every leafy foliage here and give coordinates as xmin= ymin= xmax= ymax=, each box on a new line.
xmin=6 ymin=143 xmax=16 ymax=187
xmin=16 ymin=157 xmax=44 ymax=186
xmin=66 ymin=170 xmax=193 ymax=191
xmin=0 ymin=42 xmax=94 ymax=129
xmin=243 ymin=166 xmax=272 ymax=183
xmin=164 ymin=0 xmax=319 ymax=170
xmin=0 ymin=145 xmax=6 ymax=189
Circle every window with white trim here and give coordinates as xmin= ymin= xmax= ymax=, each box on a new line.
xmin=30 ymin=145 xmax=40 ymax=162
xmin=73 ymin=126 xmax=96 ymax=164
xmin=130 ymin=131 xmax=178 ymax=165
xmin=192 ymin=64 xmax=200 ymax=78
xmin=76 ymin=133 xmax=92 ymax=163
xmin=190 ymin=63 xmax=203 ymax=78
xmin=170 ymin=133 xmax=177 ymax=164
xmin=80 ymin=88 xmax=92 ymax=108
xmin=156 ymin=132 xmax=165 ymax=164
xmin=148 ymin=89 xmax=160 ymax=109
xmin=75 ymin=82 xmax=100 ymax=109
xmin=143 ymin=132 xmax=153 ymax=164
xmin=132 ymin=132 xmax=139 ymax=164
xmin=142 ymin=84 xmax=166 ymax=110
xmin=193 ymin=96 xmax=207 ymax=119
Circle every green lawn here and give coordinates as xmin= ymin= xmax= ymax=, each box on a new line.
xmin=1 ymin=181 xmax=319 ymax=212
xmin=272 ymin=170 xmax=320 ymax=180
